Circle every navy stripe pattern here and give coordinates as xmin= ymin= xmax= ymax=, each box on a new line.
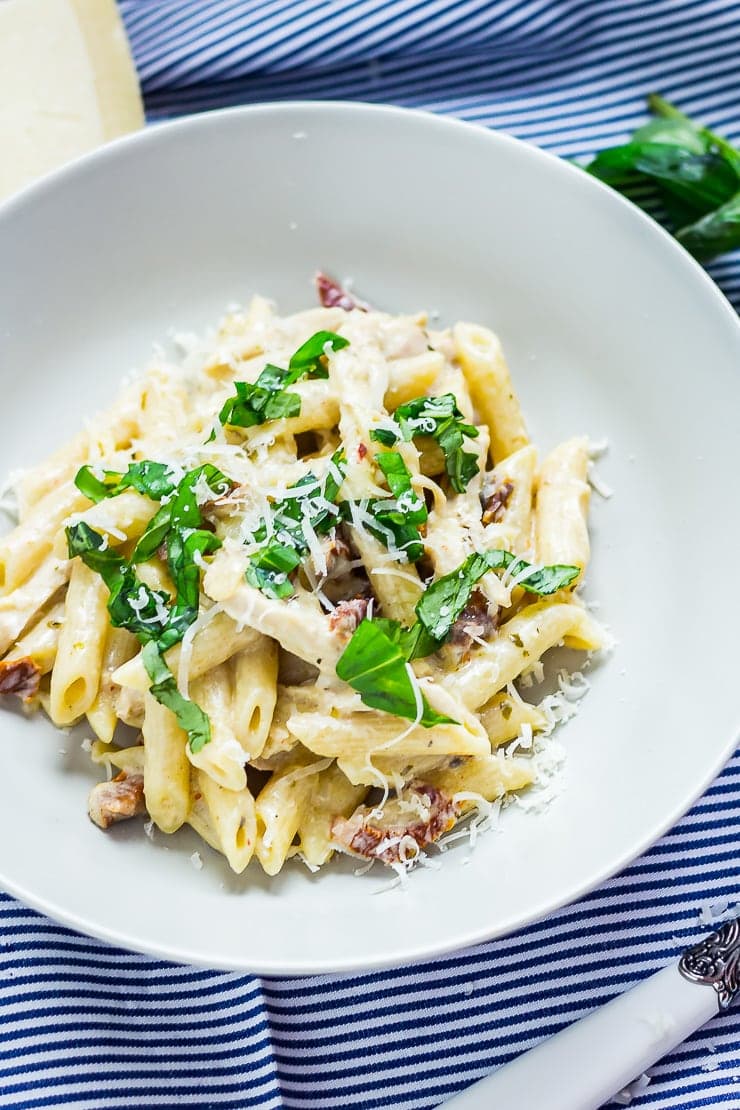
xmin=2 ymin=3 xmax=740 ymax=1107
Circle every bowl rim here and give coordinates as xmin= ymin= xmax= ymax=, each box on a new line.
xmin=1 ymin=99 xmax=739 ymax=973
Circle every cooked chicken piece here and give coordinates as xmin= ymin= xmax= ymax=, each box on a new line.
xmin=88 ymin=771 xmax=147 ymax=830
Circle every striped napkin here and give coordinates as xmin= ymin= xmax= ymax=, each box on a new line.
xmin=3 ymin=3 xmax=739 ymax=1107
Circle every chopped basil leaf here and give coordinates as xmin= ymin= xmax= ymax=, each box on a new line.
xmin=246 ymin=542 xmax=302 ymax=599
xmin=374 ymin=393 xmax=480 ymax=494
xmin=66 ymin=522 xmax=170 ymax=643
xmin=67 ymin=463 xmax=232 ymax=750
xmin=334 ymin=547 xmax=578 ymax=725
xmin=245 ymin=450 xmax=346 ymax=598
xmin=132 ymin=463 xmax=229 ymax=562
xmin=368 ymin=427 xmax=398 ymax=448
xmin=75 ymin=461 xmax=178 ymax=504
xmin=335 ymin=619 xmax=454 ymax=727
xmin=141 ymin=642 xmax=211 ymax=753
xmin=416 ymin=550 xmax=579 ymax=642
xmin=220 ymin=332 xmax=349 ymax=429
xmin=131 ymin=502 xmax=172 ymax=563
xmin=363 ymin=451 xmax=427 ymax=563
xmin=288 ymin=330 xmax=349 ymax=378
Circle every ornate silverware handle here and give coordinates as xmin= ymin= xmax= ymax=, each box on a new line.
xmin=679 ymin=918 xmax=740 ymax=1010
xmin=444 ymin=923 xmax=735 ymax=1110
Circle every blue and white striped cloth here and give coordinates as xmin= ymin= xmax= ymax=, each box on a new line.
xmin=2 ymin=3 xmax=740 ymax=1107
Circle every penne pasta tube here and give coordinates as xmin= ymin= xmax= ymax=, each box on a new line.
xmin=52 ymin=490 xmax=160 ymax=557
xmin=48 ymin=561 xmax=109 ymax=725
xmin=112 ymin=609 xmax=260 ymax=692
xmin=479 ymin=689 xmax=547 ymax=747
xmin=86 ymin=627 xmax=139 ymax=743
xmin=0 ymin=481 xmax=86 ymax=594
xmin=535 ymin=436 xmax=591 ymax=580
xmin=385 ymin=350 xmax=444 ymax=409
xmin=187 ymin=665 xmax=248 ymax=792
xmin=16 ymin=431 xmax=89 ymax=518
xmin=453 ymin=321 xmax=528 ymax=462
xmin=5 ymin=600 xmax=65 ymax=675
xmin=255 ymin=754 xmax=331 ymax=876
xmin=142 ymin=692 xmax=190 ymax=834
xmin=230 ymin=639 xmax=278 ymax=760
xmin=482 ymin=443 xmax=538 ymax=558
xmin=424 ymin=752 xmax=534 ymax=803
xmin=0 ymin=558 xmax=69 ymax=655
xmin=286 ymin=703 xmax=489 ymax=761
xmin=189 ymin=768 xmax=257 ymax=874
xmin=443 ymin=599 xmax=604 ymax=711
xmin=298 ymin=764 xmax=367 ymax=867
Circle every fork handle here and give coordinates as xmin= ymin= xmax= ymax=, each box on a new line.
xmin=443 ymin=961 xmax=718 ymax=1110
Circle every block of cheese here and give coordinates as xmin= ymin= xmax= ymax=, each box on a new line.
xmin=0 ymin=0 xmax=144 ymax=201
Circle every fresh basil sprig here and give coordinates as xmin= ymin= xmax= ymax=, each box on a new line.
xmin=219 ymin=331 xmax=348 ymax=430
xmin=370 ymin=393 xmax=479 ymax=494
xmin=335 ymin=548 xmax=579 ymax=724
xmin=75 ymin=461 xmax=178 ymax=504
xmin=584 ymin=94 xmax=740 ymax=261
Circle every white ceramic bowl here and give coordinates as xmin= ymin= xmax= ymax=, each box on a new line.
xmin=1 ymin=102 xmax=739 ymax=974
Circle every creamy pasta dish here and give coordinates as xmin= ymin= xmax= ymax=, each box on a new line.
xmin=0 ymin=275 xmax=605 ymax=877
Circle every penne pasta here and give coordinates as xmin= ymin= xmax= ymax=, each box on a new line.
xmin=0 ymin=295 xmax=608 ymax=877
xmin=453 ymin=321 xmax=528 ymax=462
xmin=535 ymin=436 xmax=591 ymax=579
xmin=48 ymin=561 xmax=109 ymax=725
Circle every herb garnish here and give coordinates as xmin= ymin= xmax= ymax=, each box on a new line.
xmin=335 ymin=549 xmax=579 ymax=724
xmin=75 ymin=461 xmax=178 ymax=504
xmin=584 ymin=94 xmax=740 ymax=261
xmin=370 ymin=393 xmax=479 ymax=493
xmin=245 ymin=450 xmax=346 ymax=599
xmin=335 ymin=619 xmax=454 ymax=727
xmin=66 ymin=462 xmax=233 ymax=750
xmin=362 ymin=451 xmax=427 ymax=562
xmin=219 ymin=330 xmax=348 ymax=430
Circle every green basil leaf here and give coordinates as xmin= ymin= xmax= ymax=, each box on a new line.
xmin=141 ymin=641 xmax=211 ymax=752
xmin=392 ymin=393 xmax=480 ymax=493
xmin=587 ymin=142 xmax=737 ymax=215
xmin=66 ymin=522 xmax=171 ymax=643
xmin=219 ymin=334 xmax=349 ymax=430
xmin=246 ymin=543 xmax=302 ymax=599
xmin=676 ymin=190 xmax=740 ymax=260
xmin=369 ymin=427 xmax=399 ymax=447
xmin=245 ymin=450 xmax=347 ymax=598
xmin=263 ymin=390 xmax=302 ymax=420
xmin=359 ymin=450 xmax=428 ymax=563
xmin=288 ymin=330 xmax=349 ymax=378
xmin=74 ymin=460 xmax=178 ymax=504
xmin=74 ymin=466 xmax=123 ymax=503
xmin=335 ymin=619 xmax=455 ymax=727
xmin=131 ymin=502 xmax=172 ymax=563
xmin=415 ymin=550 xmax=579 ymax=642
xmin=372 ymin=617 xmax=439 ymax=663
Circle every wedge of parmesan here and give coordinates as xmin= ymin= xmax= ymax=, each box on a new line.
xmin=0 ymin=0 xmax=143 ymax=201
